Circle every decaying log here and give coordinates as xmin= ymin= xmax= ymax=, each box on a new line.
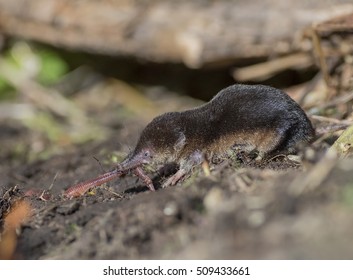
xmin=0 ymin=0 xmax=353 ymax=68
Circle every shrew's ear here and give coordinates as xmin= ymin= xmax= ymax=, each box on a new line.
xmin=174 ymin=132 xmax=186 ymax=152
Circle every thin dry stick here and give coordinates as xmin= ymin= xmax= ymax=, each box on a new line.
xmin=233 ymin=53 xmax=313 ymax=81
xmin=310 ymin=115 xmax=353 ymax=125
xmin=311 ymin=115 xmax=353 ymax=135
xmin=103 ymin=187 xmax=123 ymax=198
xmin=317 ymin=90 xmax=353 ymax=110
xmin=48 ymin=172 xmax=60 ymax=191
xmin=315 ymin=124 xmax=349 ymax=137
xmin=311 ymin=28 xmax=331 ymax=89
xmin=93 ymin=156 xmax=106 ymax=173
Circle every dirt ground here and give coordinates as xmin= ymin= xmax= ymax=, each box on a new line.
xmin=1 ymin=80 xmax=353 ymax=260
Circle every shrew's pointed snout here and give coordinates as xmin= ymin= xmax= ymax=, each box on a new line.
xmin=117 ymin=149 xmax=153 ymax=172
xmin=116 ymin=149 xmax=156 ymax=191
xmin=118 ymin=155 xmax=143 ymax=171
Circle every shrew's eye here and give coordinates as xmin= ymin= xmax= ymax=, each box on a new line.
xmin=144 ymin=151 xmax=150 ymax=157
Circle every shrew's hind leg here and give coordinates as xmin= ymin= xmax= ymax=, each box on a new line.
xmin=163 ymin=150 xmax=204 ymax=188
xmin=256 ymin=124 xmax=292 ymax=158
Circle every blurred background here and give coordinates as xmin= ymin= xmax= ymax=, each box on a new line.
xmin=0 ymin=0 xmax=352 ymax=164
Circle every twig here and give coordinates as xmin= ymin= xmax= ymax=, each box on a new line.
xmin=311 ymin=115 xmax=353 ymax=125
xmin=316 ymin=90 xmax=353 ymax=110
xmin=103 ymin=187 xmax=123 ymax=198
xmin=93 ymin=156 xmax=106 ymax=173
xmin=311 ymin=28 xmax=332 ymax=89
xmin=233 ymin=53 xmax=313 ymax=81
xmin=48 ymin=172 xmax=60 ymax=191
xmin=315 ymin=124 xmax=349 ymax=136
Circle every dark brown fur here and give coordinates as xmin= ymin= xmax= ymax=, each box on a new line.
xmin=119 ymin=84 xmax=315 ymax=187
